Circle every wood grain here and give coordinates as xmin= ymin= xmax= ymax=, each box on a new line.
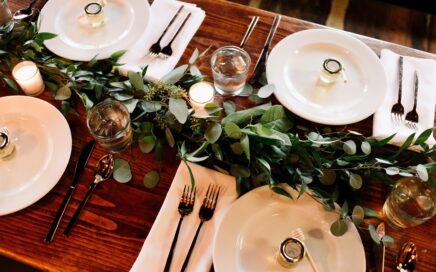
xmin=0 ymin=0 xmax=435 ymax=271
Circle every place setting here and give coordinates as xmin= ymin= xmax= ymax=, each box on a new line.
xmin=0 ymin=0 xmax=435 ymax=271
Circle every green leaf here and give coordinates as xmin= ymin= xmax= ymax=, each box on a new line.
xmin=343 ymin=140 xmax=357 ymax=155
xmin=230 ymin=164 xmax=251 ymax=178
xmin=169 ymin=98 xmax=189 ymax=124
xmin=382 ymin=235 xmax=394 ymax=247
xmin=320 ymin=169 xmax=336 ymax=185
xmin=189 ymin=48 xmax=199 ymax=64
xmin=414 ymin=128 xmax=433 ymax=145
xmin=113 ymin=158 xmax=132 ymax=183
xmin=186 ymin=155 xmax=209 ymax=162
xmin=139 ymin=135 xmax=155 ymax=153
xmin=257 ymin=84 xmax=275 ymax=98
xmin=298 ymin=180 xmax=308 ymax=199
xmin=78 ymin=93 xmax=94 ymax=111
xmin=188 ymin=141 xmax=210 ymax=158
xmin=204 ymin=103 xmax=221 ymax=117
xmin=61 ymin=101 xmax=78 ymax=116
xmin=155 ymin=139 xmax=164 ymax=162
xmin=368 ymin=224 xmax=381 ymax=244
xmin=260 ymin=105 xmax=285 ymax=124
xmin=143 ymin=170 xmax=160 ymax=188
xmin=121 ymin=99 xmax=139 ymax=113
xmin=128 ymin=71 xmax=144 ymax=91
xmin=263 ymin=117 xmax=293 ymax=133
xmin=373 ymin=133 xmax=396 ymax=148
xmin=416 ymin=164 xmax=428 ymax=181
xmin=224 ymin=122 xmax=242 ymax=139
xmin=221 ymin=103 xmax=271 ymax=125
xmin=161 ymin=64 xmax=188 ymax=84
xmin=110 ymin=50 xmax=127 ymax=60
xmin=330 ymin=219 xmax=348 ymax=236
xmin=112 ymin=92 xmax=134 ymax=101
xmin=230 ymin=142 xmax=244 ymax=155
xmin=205 ymin=122 xmax=222 ymax=143
xmin=141 ymin=101 xmax=162 ymax=113
xmin=240 ymin=134 xmax=250 ymax=161
xmin=361 ymin=141 xmax=371 ymax=155
xmin=34 ymin=32 xmax=57 ymax=45
xmin=385 ymin=167 xmax=400 ymax=176
xmin=212 ymin=143 xmax=223 ymax=160
xmin=391 ymin=133 xmax=415 ymax=158
xmin=1 ymin=75 xmax=19 ymax=94
xmin=54 ymin=85 xmax=71 ymax=100
xmin=351 ymin=205 xmax=364 ymax=225
xmin=349 ymin=173 xmax=363 ymax=189
xmin=183 ymin=160 xmax=195 ymax=188
xmin=271 ymin=186 xmax=292 ymax=198
xmin=239 ymin=84 xmax=253 ymax=96
xmin=257 ymin=157 xmax=271 ymax=172
xmin=364 ymin=207 xmax=381 ymax=219
xmin=340 ymin=201 xmax=349 ymax=218
xmin=165 ymin=128 xmax=175 ymax=148
xmin=223 ymin=101 xmax=236 ymax=115
xmin=189 ymin=65 xmax=202 ymax=77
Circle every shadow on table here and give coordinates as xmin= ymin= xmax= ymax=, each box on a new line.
xmin=0 ymin=255 xmax=41 ymax=272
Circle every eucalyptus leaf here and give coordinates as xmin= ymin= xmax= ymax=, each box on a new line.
xmin=54 ymin=85 xmax=71 ymax=100
xmin=141 ymin=101 xmax=162 ymax=113
xmin=382 ymin=235 xmax=394 ymax=247
xmin=113 ymin=158 xmax=132 ymax=183
xmin=186 ymin=155 xmax=209 ymax=162
xmin=189 ymin=65 xmax=202 ymax=77
xmin=399 ymin=171 xmax=414 ymax=177
xmin=128 ymin=71 xmax=144 ymax=91
xmin=143 ymin=170 xmax=160 ymax=189
xmin=121 ymin=99 xmax=139 ymax=113
xmin=385 ymin=167 xmax=400 ymax=176
xmin=368 ymin=224 xmax=381 ymax=244
xmin=364 ymin=207 xmax=381 ymax=219
xmin=257 ymin=84 xmax=275 ymax=98
xmin=189 ymin=48 xmax=199 ymax=64
xmin=230 ymin=164 xmax=251 ymax=178
xmin=161 ymin=64 xmax=188 ymax=84
xmin=340 ymin=201 xmax=349 ymax=218
xmin=351 ymin=205 xmax=364 ymax=225
xmin=238 ymin=84 xmax=253 ymax=96
xmin=139 ymin=135 xmax=156 ymax=153
xmin=349 ymin=173 xmax=363 ymax=189
xmin=222 ymin=103 xmax=271 ymax=125
xmin=165 ymin=128 xmax=175 ymax=148
xmin=211 ymin=143 xmax=223 ymax=160
xmin=320 ymin=169 xmax=336 ymax=185
xmin=240 ymin=134 xmax=250 ymax=161
xmin=260 ymin=105 xmax=285 ymax=124
xmin=169 ymin=98 xmax=189 ymax=124
xmin=0 ymin=75 xmax=19 ymax=93
xmin=391 ymin=133 xmax=415 ymax=158
xmin=224 ymin=122 xmax=242 ymax=139
xmin=330 ymin=219 xmax=348 ymax=236
xmin=230 ymin=142 xmax=244 ymax=155
xmin=373 ymin=133 xmax=396 ymax=147
xmin=361 ymin=141 xmax=371 ymax=155
xmin=416 ymin=164 xmax=428 ymax=181
xmin=271 ymin=186 xmax=292 ymax=198
xmin=343 ymin=140 xmax=357 ymax=155
xmin=223 ymin=101 xmax=236 ymax=115
xmin=205 ymin=122 xmax=222 ymax=143
xmin=112 ymin=92 xmax=134 ymax=101
xmin=110 ymin=50 xmax=127 ymax=60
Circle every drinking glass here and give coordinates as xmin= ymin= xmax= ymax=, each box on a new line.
xmin=0 ymin=0 xmax=12 ymax=24
xmin=211 ymin=46 xmax=251 ymax=96
xmin=383 ymin=177 xmax=435 ymax=229
xmin=87 ymin=99 xmax=133 ymax=154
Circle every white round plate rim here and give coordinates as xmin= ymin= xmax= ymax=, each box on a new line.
xmin=39 ymin=0 xmax=150 ymax=61
xmin=266 ymin=29 xmax=387 ymax=125
xmin=0 ymin=96 xmax=72 ymax=215
xmin=213 ymin=185 xmax=366 ymax=272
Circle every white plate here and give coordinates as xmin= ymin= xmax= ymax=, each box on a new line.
xmin=0 ymin=96 xmax=72 ymax=215
xmin=213 ymin=185 xmax=365 ymax=272
xmin=39 ymin=0 xmax=150 ymax=61
xmin=266 ymin=29 xmax=387 ymax=125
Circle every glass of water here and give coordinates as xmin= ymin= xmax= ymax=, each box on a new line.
xmin=211 ymin=46 xmax=251 ymax=96
xmin=87 ymin=99 xmax=133 ymax=154
xmin=383 ymin=177 xmax=435 ymax=229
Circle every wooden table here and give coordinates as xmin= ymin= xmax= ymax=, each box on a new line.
xmin=1 ymin=0 xmax=435 ymax=271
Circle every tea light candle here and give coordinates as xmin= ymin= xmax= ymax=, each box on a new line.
xmin=188 ymin=81 xmax=215 ymax=108
xmin=12 ymin=61 xmax=45 ymax=96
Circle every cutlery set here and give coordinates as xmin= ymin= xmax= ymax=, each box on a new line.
xmin=390 ymin=56 xmax=420 ymax=130
xmin=164 ymin=184 xmax=220 ymax=272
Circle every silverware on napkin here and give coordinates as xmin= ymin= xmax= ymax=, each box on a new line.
xmin=239 ymin=16 xmax=259 ymax=48
xmin=249 ymin=15 xmax=281 ymax=84
xmin=44 ymin=140 xmax=95 ymax=243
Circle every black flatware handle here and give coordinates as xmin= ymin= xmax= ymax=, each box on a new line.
xmin=163 ymin=216 xmax=184 ymax=272
xmin=180 ymin=221 xmax=204 ymax=272
xmin=63 ymin=182 xmax=97 ymax=236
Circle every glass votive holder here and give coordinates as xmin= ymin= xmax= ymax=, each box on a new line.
xmin=277 ymin=237 xmax=305 ymax=268
xmin=0 ymin=0 xmax=12 ymax=24
xmin=383 ymin=177 xmax=436 ymax=229
xmin=78 ymin=2 xmax=105 ymax=28
xmin=0 ymin=127 xmax=15 ymax=159
xmin=12 ymin=61 xmax=45 ymax=96
xmin=319 ymin=58 xmax=346 ymax=84
xmin=188 ymin=81 xmax=215 ymax=108
xmin=86 ymin=100 xmax=133 ymax=154
xmin=211 ymin=46 xmax=251 ymax=96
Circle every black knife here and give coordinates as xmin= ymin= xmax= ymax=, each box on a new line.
xmin=249 ymin=15 xmax=281 ymax=84
xmin=44 ymin=140 xmax=95 ymax=243
xmin=373 ymin=241 xmax=385 ymax=272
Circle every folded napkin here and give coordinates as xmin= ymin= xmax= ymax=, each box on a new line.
xmin=130 ymin=162 xmax=237 ymax=272
xmin=373 ymin=49 xmax=436 ymax=149
xmin=120 ymin=0 xmax=205 ymax=80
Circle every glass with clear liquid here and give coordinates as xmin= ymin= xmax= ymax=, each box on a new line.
xmin=383 ymin=177 xmax=435 ymax=229
xmin=211 ymin=46 xmax=251 ymax=96
xmin=87 ymin=100 xmax=133 ymax=154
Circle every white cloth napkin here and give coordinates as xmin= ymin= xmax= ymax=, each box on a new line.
xmin=120 ymin=0 xmax=205 ymax=80
xmin=130 ymin=162 xmax=237 ymax=272
xmin=373 ymin=49 xmax=436 ymax=148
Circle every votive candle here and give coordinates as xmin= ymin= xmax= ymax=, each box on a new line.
xmin=12 ymin=61 xmax=45 ymax=96
xmin=188 ymin=81 xmax=215 ymax=108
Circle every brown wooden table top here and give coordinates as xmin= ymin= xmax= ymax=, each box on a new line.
xmin=0 ymin=0 xmax=435 ymax=271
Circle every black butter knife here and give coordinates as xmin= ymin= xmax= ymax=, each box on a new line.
xmin=44 ymin=140 xmax=95 ymax=243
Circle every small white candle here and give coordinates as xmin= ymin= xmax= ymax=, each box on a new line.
xmin=189 ymin=81 xmax=215 ymax=108
xmin=12 ymin=61 xmax=45 ymax=96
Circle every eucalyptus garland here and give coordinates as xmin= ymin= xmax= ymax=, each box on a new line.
xmin=1 ymin=20 xmax=435 ymax=239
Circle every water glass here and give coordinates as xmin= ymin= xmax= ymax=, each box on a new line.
xmin=211 ymin=46 xmax=251 ymax=96
xmin=383 ymin=177 xmax=435 ymax=229
xmin=87 ymin=100 xmax=133 ymax=154
xmin=0 ymin=0 xmax=12 ymax=24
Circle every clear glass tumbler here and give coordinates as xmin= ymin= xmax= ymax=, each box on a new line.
xmin=0 ymin=0 xmax=12 ymax=24
xmin=87 ymin=99 xmax=133 ymax=154
xmin=383 ymin=177 xmax=436 ymax=229
xmin=211 ymin=46 xmax=251 ymax=96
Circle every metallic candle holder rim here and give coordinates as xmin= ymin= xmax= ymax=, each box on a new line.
xmin=279 ymin=237 xmax=305 ymax=264
xmin=84 ymin=2 xmax=102 ymax=15
xmin=0 ymin=131 xmax=8 ymax=149
xmin=322 ymin=58 xmax=342 ymax=74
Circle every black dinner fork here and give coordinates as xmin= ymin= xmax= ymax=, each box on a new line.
xmin=405 ymin=71 xmax=419 ymax=130
xmin=180 ymin=185 xmax=220 ymax=272
xmin=163 ymin=185 xmax=196 ymax=272
xmin=159 ymin=12 xmax=192 ymax=59
xmin=391 ymin=56 xmax=405 ymax=123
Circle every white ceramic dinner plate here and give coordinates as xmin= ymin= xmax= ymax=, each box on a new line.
xmin=39 ymin=0 xmax=150 ymax=61
xmin=0 ymin=96 xmax=72 ymax=215
xmin=213 ymin=185 xmax=365 ymax=272
xmin=266 ymin=29 xmax=387 ymax=125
